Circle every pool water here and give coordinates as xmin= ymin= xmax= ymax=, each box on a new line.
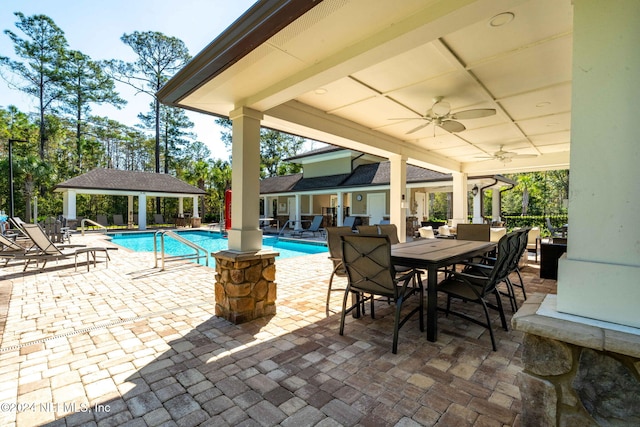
xmin=109 ymin=230 xmax=327 ymax=266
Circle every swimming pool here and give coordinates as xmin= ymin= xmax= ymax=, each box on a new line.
xmin=108 ymin=230 xmax=327 ymax=266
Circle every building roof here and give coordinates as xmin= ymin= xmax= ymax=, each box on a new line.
xmin=342 ymin=162 xmax=450 ymax=187
xmin=259 ymin=161 xmax=451 ymax=194
xmin=54 ymin=168 xmax=205 ymax=195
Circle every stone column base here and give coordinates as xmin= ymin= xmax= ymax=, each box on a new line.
xmin=512 ymin=293 xmax=640 ymax=426
xmin=213 ymin=249 xmax=279 ymax=324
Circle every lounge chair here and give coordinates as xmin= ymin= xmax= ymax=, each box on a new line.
xmin=0 ymin=233 xmax=35 ymax=267
xmin=305 ymin=215 xmax=326 ymax=237
xmin=96 ymin=214 xmax=109 ymax=228
xmin=8 ymin=216 xmax=28 ymax=237
xmin=153 ymin=214 xmax=166 ymax=226
xmin=342 ymin=216 xmax=356 ymax=230
xmin=112 ymin=214 xmax=126 ymax=228
xmin=291 ymin=215 xmax=325 ymax=238
xmin=15 ymin=223 xmax=113 ymax=272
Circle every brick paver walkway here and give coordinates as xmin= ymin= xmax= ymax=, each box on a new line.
xmin=0 ymin=232 xmax=556 ymax=426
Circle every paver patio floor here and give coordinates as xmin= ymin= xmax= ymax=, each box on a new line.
xmin=0 ymin=231 xmax=556 ymax=426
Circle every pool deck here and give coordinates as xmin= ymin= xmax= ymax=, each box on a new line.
xmin=0 ymin=230 xmax=556 ymax=426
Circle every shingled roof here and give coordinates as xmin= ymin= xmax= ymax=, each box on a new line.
xmin=259 ymin=161 xmax=451 ymax=194
xmin=343 ymin=162 xmax=450 ymax=186
xmin=54 ymin=168 xmax=205 ymax=195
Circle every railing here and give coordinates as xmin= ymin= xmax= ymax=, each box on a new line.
xmin=80 ymin=218 xmax=107 ymax=235
xmin=154 ymin=230 xmax=209 ymax=270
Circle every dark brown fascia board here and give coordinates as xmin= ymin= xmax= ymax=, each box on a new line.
xmin=157 ymin=0 xmax=323 ymax=106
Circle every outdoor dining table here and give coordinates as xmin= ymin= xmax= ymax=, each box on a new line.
xmin=391 ymin=238 xmax=496 ymax=342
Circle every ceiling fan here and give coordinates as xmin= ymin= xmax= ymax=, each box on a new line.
xmin=390 ymin=96 xmax=496 ymax=135
xmin=475 ymin=145 xmax=538 ymax=163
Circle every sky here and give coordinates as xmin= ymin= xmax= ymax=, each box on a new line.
xmin=0 ymin=0 xmax=258 ymax=160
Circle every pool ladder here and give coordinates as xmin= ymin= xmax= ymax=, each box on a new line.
xmin=154 ymin=230 xmax=209 ymax=270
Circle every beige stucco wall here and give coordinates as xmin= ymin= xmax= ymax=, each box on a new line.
xmin=303 ymin=157 xmax=351 ymax=178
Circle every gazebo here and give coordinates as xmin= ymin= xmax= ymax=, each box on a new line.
xmin=54 ymin=168 xmax=206 ymax=230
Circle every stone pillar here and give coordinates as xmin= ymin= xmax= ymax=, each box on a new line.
xmin=513 ymin=293 xmax=640 ymax=426
xmin=213 ymin=250 xmax=279 ymax=324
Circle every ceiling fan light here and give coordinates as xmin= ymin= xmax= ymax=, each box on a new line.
xmin=432 ymin=101 xmax=450 ymax=117
xmin=489 ymin=12 xmax=514 ymax=27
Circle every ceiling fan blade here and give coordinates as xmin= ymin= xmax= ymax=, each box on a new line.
xmin=406 ymin=122 xmax=431 ymax=134
xmin=388 ymin=117 xmax=425 ymax=121
xmin=451 ymin=108 xmax=496 ymax=120
xmin=439 ymin=120 xmax=465 ymax=133
xmin=514 ymin=154 xmax=538 ymax=158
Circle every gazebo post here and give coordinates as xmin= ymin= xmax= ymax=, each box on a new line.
xmin=138 ymin=193 xmax=147 ymax=230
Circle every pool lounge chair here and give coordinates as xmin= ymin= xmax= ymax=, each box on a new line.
xmin=12 ymin=223 xmax=113 ymax=272
xmin=113 ymin=214 xmax=126 ymax=228
xmin=153 ymin=214 xmax=167 ymax=227
xmin=293 ymin=215 xmax=325 ymax=238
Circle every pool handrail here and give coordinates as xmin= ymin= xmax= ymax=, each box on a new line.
xmin=81 ymin=218 xmax=107 ymax=235
xmin=154 ymin=230 xmax=209 ymax=270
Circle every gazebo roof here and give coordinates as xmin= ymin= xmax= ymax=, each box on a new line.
xmin=54 ymin=168 xmax=205 ymax=197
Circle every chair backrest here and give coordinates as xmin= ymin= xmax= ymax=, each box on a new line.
xmin=113 ymin=214 xmax=124 ymax=225
xmin=10 ymin=217 xmax=27 ymax=232
xmin=438 ymin=225 xmax=451 ymax=236
xmin=356 ymin=225 xmax=378 ymax=235
xmin=309 ymin=215 xmax=323 ymax=230
xmin=527 ymin=227 xmax=540 ymax=244
xmin=41 ymin=217 xmax=64 ymax=243
xmin=485 ymin=231 xmax=521 ymax=288
xmin=342 ymin=216 xmax=356 ymax=229
xmin=377 ymin=224 xmax=400 ymax=244
xmin=490 ymin=227 xmax=507 ymax=243
xmin=456 ymin=223 xmax=490 ymax=241
xmin=21 ymin=223 xmax=63 ymax=255
xmin=326 ymin=226 xmax=353 ymax=271
xmin=341 ymin=234 xmax=396 ymax=297
xmin=418 ymin=226 xmax=435 ymax=239
xmin=154 ymin=214 xmax=165 ymax=224
xmin=97 ymin=214 xmax=108 ymax=226
xmin=510 ymin=228 xmax=530 ymax=271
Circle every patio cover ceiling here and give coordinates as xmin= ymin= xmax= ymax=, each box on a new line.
xmin=158 ymin=0 xmax=572 ymax=176
xmin=53 ymin=168 xmax=205 ymax=198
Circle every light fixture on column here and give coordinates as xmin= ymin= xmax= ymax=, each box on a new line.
xmin=472 ymin=185 xmax=479 ymax=197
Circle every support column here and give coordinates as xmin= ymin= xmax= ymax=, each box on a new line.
xmin=492 ymin=190 xmax=501 ymax=224
xmin=128 ymin=195 xmax=134 ymax=229
xmin=336 ymin=191 xmax=343 ymax=226
xmin=389 ymin=154 xmax=407 ymax=242
xmin=227 ymin=107 xmax=263 ymax=252
xmin=138 ymin=194 xmax=147 ymax=230
xmin=472 ymin=190 xmax=483 ymax=224
xmin=295 ymin=194 xmax=302 ymax=224
xmin=556 ymin=0 xmax=640 ymax=327
xmin=451 ymin=172 xmax=468 ymax=227
xmin=178 ymin=197 xmax=184 ymax=216
xmin=63 ymin=190 xmax=77 ymax=220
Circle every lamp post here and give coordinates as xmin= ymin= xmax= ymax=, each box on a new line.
xmin=7 ymin=139 xmax=27 ymax=218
